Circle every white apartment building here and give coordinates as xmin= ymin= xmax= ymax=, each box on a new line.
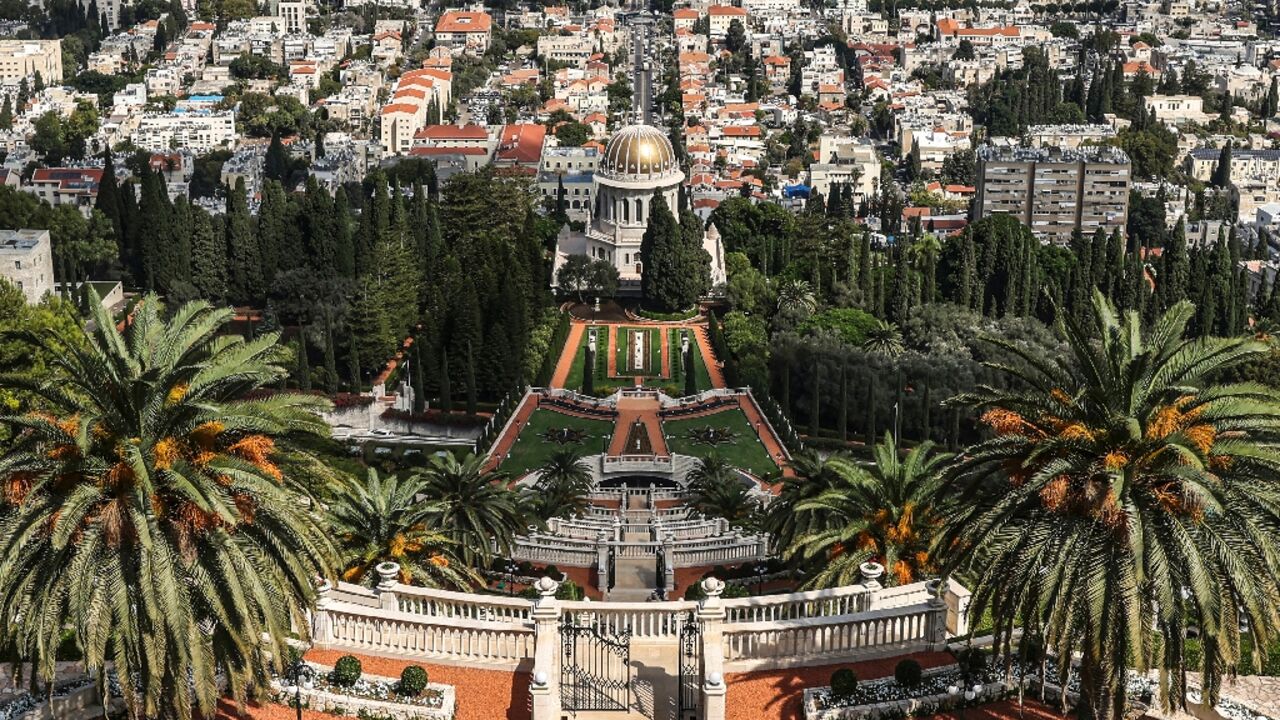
xmin=132 ymin=111 xmax=237 ymax=152
xmin=0 ymin=229 xmax=54 ymax=304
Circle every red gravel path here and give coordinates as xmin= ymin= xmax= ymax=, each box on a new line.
xmin=725 ymin=651 xmax=955 ymax=720
xmin=548 ymin=322 xmax=585 ymax=389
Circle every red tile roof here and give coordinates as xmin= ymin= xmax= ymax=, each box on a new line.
xmin=435 ymin=11 xmax=492 ymax=33
xmin=495 ymin=123 xmax=546 ymax=164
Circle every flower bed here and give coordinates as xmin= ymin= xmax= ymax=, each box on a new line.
xmin=803 ymin=664 xmax=1008 ymax=720
xmin=272 ymin=665 xmax=455 ymax=720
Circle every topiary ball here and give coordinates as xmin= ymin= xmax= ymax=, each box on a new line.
xmin=830 ymin=667 xmax=858 ymax=698
xmin=331 ymin=655 xmax=362 ymax=687
xmin=399 ymin=665 xmax=429 ymax=697
xmin=894 ymin=658 xmax=923 ymax=688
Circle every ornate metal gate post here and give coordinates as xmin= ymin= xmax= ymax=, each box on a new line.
xmin=697 ymin=577 xmax=728 ymax=720
xmin=530 ymin=577 xmax=563 ymax=720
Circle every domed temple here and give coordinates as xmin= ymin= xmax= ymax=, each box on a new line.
xmin=551 ymin=123 xmax=727 ymax=294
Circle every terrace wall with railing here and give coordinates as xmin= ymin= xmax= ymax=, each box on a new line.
xmin=310 ymin=563 xmax=972 ymax=720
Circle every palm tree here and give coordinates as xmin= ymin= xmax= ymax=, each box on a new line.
xmin=763 ymin=449 xmax=845 ymax=554
xmin=776 ymin=278 xmax=817 ymax=315
xmin=783 ymin=434 xmax=946 ymax=588
xmin=329 ymin=469 xmax=478 ymax=590
xmin=415 ymin=453 xmax=524 ymax=568
xmin=0 ymin=294 xmax=336 ymax=720
xmin=528 ymin=448 xmax=594 ymax=522
xmin=937 ymin=293 xmax=1280 ymax=720
xmin=687 ymin=454 xmax=759 ymax=529
xmin=862 ymin=318 xmax=905 ymax=357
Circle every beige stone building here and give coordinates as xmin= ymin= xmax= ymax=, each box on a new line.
xmin=0 ymin=40 xmax=63 ymax=85
xmin=975 ymin=145 xmax=1131 ymax=245
xmin=0 ymin=229 xmax=54 ymax=304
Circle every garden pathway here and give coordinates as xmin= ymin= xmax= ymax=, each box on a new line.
xmin=608 ymin=397 xmax=669 ymax=457
xmin=548 ymin=321 xmax=585 ymax=389
xmin=691 ymin=325 xmax=726 ymax=388
xmin=483 ymin=393 xmax=540 ymax=473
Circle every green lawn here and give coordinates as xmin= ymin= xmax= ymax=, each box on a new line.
xmin=498 ymin=408 xmax=614 ymax=477
xmin=668 ymin=328 xmax=712 ymax=394
xmin=663 ymin=409 xmax=779 ymax=477
xmin=563 ymin=325 xmax=608 ymax=391
xmin=613 ymin=326 xmax=664 ymax=378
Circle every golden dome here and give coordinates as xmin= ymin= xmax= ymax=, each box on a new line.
xmin=600 ymin=124 xmax=678 ymax=178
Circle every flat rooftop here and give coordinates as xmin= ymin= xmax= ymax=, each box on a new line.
xmin=0 ymin=229 xmax=48 ymax=252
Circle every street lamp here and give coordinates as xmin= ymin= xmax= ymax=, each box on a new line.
xmin=506 ymin=562 xmax=520 ymax=596
xmin=754 ymin=562 xmax=768 ymax=595
xmin=285 ymin=657 xmax=316 ymax=720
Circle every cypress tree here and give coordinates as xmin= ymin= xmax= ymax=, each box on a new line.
xmin=0 ymin=96 xmax=11 ymax=130
xmin=264 ymin=131 xmax=289 ymax=183
xmin=584 ymin=342 xmax=595 ymax=395
xmin=323 ymin=307 xmax=339 ymax=392
xmin=1212 ymin=142 xmax=1233 ymax=188
xmin=684 ymin=345 xmax=696 ymax=396
xmin=190 ymin=207 xmax=226 ymax=300
xmin=334 ymin=187 xmax=355 ymax=277
xmin=809 ymin=356 xmax=821 ymax=437
xmin=304 ymin=177 xmax=336 ymax=274
xmin=95 ymin=150 xmax=122 ymax=244
xmin=257 ymin=180 xmax=288 ymax=285
xmin=865 ymin=381 xmax=877 ymax=447
xmin=838 ymin=362 xmax=848 ymax=442
xmin=411 ymin=338 xmax=426 ymax=413
xmin=295 ymin=333 xmax=311 ymax=391
xmin=347 ymin=341 xmax=362 ymax=391
xmin=225 ymin=178 xmax=262 ymax=302
xmin=465 ymin=340 xmax=477 ymax=417
xmin=439 ymin=350 xmax=453 ymax=412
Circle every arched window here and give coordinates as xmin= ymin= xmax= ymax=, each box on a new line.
xmin=634 ymin=198 xmax=642 ymax=223
xmin=623 ymin=200 xmax=630 ymax=223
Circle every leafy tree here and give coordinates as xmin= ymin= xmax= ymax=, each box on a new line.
xmin=725 ymin=18 xmax=746 ymax=53
xmin=553 ymin=121 xmax=590 ymax=147
xmin=0 ymin=293 xmax=336 ymax=720
xmin=329 ymin=469 xmax=478 ymax=589
xmin=939 ymin=293 xmax=1280 ymax=720
xmin=1211 ymin=142 xmax=1232 ymax=188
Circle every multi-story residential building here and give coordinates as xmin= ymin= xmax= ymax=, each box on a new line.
xmin=0 ymin=229 xmax=54 ymax=304
xmin=708 ymin=5 xmax=749 ymax=37
xmin=537 ymin=35 xmax=596 ymax=68
xmin=132 ymin=111 xmax=237 ymax=153
xmin=1143 ymin=94 xmax=1211 ymax=124
xmin=975 ymin=145 xmax=1131 ymax=245
xmin=25 ymin=168 xmax=103 ymax=212
xmin=1185 ymin=147 xmax=1280 ymax=184
xmin=809 ymin=135 xmax=879 ymax=205
xmin=1025 ymin=124 xmax=1117 ymax=149
xmin=434 ymin=11 xmax=492 ymax=56
xmin=378 ymin=68 xmax=453 ymax=157
xmin=538 ymin=145 xmax=599 ymax=221
xmin=278 ymin=0 xmax=306 ymax=34
xmin=0 ymin=40 xmax=63 ymax=84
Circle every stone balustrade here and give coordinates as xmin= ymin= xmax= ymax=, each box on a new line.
xmin=310 ymin=563 xmax=970 ymax=720
xmin=508 ymin=528 xmax=768 ymax=569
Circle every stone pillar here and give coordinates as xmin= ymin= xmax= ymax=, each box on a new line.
xmin=698 ymin=577 xmax=728 ymax=720
xmin=612 ymin=515 xmax=623 ymax=542
xmin=859 ymin=562 xmax=884 ymax=611
xmin=596 ymin=529 xmax=611 ymax=597
xmin=717 ymin=517 xmax=730 ymax=535
xmin=661 ymin=533 xmax=676 ymax=590
xmin=925 ymin=578 xmax=949 ymax=650
xmin=529 ymin=577 xmax=562 ymax=720
xmin=312 ymin=579 xmax=334 ymax=647
xmin=375 ymin=562 xmax=400 ymax=612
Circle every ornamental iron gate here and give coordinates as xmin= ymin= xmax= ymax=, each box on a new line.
xmin=678 ymin=612 xmax=701 ymax=719
xmin=560 ymin=620 xmax=632 ymax=712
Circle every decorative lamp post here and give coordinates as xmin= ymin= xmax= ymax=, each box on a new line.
xmin=506 ymin=562 xmax=519 ymax=596
xmin=754 ymin=562 xmax=768 ymax=595
xmin=285 ymin=657 xmax=316 ymax=720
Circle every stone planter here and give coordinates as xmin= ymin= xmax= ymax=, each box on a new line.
xmin=273 ymin=670 xmax=456 ymax=720
xmin=803 ymin=677 xmax=1010 ymax=720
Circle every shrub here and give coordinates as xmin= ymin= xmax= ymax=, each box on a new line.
xmin=956 ymin=647 xmax=988 ymax=676
xmin=542 ymin=564 xmax=561 ymax=579
xmin=332 ymin=655 xmax=362 ymax=687
xmin=722 ymin=583 xmax=750 ymax=599
xmin=398 ymin=666 xmax=429 ymax=697
xmin=830 ymin=668 xmax=858 ymax=698
xmin=557 ymin=579 xmax=585 ymax=600
xmin=894 ymin=658 xmax=923 ymax=688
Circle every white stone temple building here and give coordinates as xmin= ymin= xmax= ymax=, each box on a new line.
xmin=551 ymin=123 xmax=726 ymax=295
